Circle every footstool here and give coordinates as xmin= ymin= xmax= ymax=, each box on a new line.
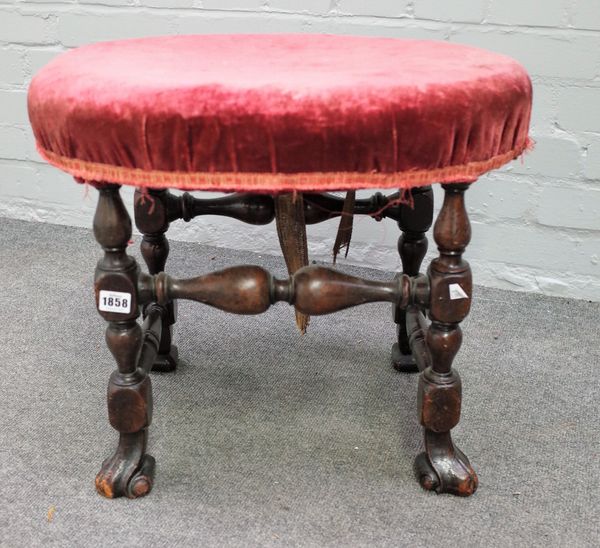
xmin=28 ymin=34 xmax=532 ymax=498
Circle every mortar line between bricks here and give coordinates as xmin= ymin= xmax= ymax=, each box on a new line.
xmin=564 ymin=0 xmax=578 ymax=27
xmin=7 ymin=3 xmax=600 ymax=38
xmin=482 ymin=0 xmax=493 ymax=22
xmin=8 ymin=4 xmax=600 ymax=36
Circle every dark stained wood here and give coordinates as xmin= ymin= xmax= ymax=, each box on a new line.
xmin=86 ymin=186 xmax=483 ymax=499
xmin=392 ymin=185 xmax=434 ymax=372
xmin=303 ymin=191 xmax=403 ymax=224
xmin=168 ymin=266 xmax=275 ymax=314
xmin=93 ymin=190 xmax=139 ymax=325
xmin=293 ymin=266 xmax=405 ymax=315
xmin=181 ymin=192 xmax=275 ymax=225
xmin=93 ymin=184 xmax=155 ymax=499
xmin=139 ymin=190 xmax=404 ymax=226
xmin=134 ymin=189 xmax=178 ymax=372
xmin=414 ymin=183 xmax=478 ymax=497
xmin=107 ymin=368 xmax=152 ymax=433
xmin=138 ymin=265 xmax=413 ymax=317
xmin=417 ymin=366 xmax=461 ymax=432
xmin=96 ymin=431 xmax=155 ymax=499
xmin=405 ymin=307 xmax=431 ymax=372
xmin=137 ymin=304 xmax=165 ymax=375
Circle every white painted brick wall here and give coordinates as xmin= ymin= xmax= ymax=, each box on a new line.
xmin=270 ymin=0 xmax=330 ymax=14
xmin=584 ymin=136 xmax=600 ymax=180
xmin=0 ymin=90 xmax=28 ymax=124
xmin=557 ymin=87 xmax=600 ymax=132
xmin=486 ymin=0 xmax=566 ymax=27
xmin=571 ymin=0 xmax=600 ymax=30
xmin=449 ymin=29 xmax=600 ymax=80
xmin=413 ymin=0 xmax=484 ymax=23
xmin=202 ymin=0 xmax=265 ymax=11
xmin=337 ymin=1 xmax=411 ymax=18
xmin=0 ymin=48 xmax=25 ymax=85
xmin=1 ymin=0 xmax=600 ymax=302
xmin=1 ymin=11 xmax=56 ymax=45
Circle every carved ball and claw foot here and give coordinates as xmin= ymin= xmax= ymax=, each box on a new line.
xmin=415 ymin=431 xmax=478 ymax=497
xmin=96 ymin=431 xmax=156 ymax=499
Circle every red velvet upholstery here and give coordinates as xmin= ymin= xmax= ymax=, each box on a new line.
xmin=28 ymin=34 xmax=532 ymax=193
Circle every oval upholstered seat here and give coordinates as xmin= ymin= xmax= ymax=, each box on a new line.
xmin=28 ymin=34 xmax=532 ymax=193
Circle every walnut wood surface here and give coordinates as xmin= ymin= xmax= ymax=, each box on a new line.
xmin=293 ymin=266 xmax=402 ymax=314
xmin=169 ymin=266 xmax=275 ymax=314
xmin=135 ymin=189 xmax=178 ymax=372
xmin=139 ymin=265 xmax=410 ymax=317
xmin=405 ymin=307 xmax=431 ymax=372
xmin=392 ymin=185 xmax=434 ymax=372
xmin=87 ymin=185 xmax=481 ymax=499
xmin=415 ymin=183 xmax=478 ymax=497
xmin=93 ymin=185 xmax=155 ymax=499
xmin=138 ymin=304 xmax=165 ymax=375
xmin=303 ymin=191 xmax=402 ymax=224
xmin=135 ymin=190 xmax=404 ymax=227
xmin=178 ymin=192 xmax=276 ymax=225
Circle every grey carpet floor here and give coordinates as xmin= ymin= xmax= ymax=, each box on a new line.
xmin=0 ymin=216 xmax=599 ymax=548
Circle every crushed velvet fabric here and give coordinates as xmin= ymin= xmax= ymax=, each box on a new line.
xmin=28 ymin=34 xmax=532 ymax=192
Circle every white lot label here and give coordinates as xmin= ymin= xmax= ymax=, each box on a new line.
xmin=99 ymin=290 xmax=132 ymax=314
xmin=449 ymin=283 xmax=468 ymax=300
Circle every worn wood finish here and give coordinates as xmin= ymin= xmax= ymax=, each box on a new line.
xmin=392 ymin=185 xmax=434 ymax=372
xmin=405 ymin=307 xmax=431 ymax=372
xmin=94 ymin=184 xmax=156 ymax=499
xmin=87 ymin=185 xmax=481 ymax=499
xmin=176 ymin=191 xmax=276 ymax=224
xmin=138 ymin=265 xmax=415 ymax=316
xmin=138 ymin=304 xmax=165 ymax=375
xmin=142 ymin=190 xmax=404 ymax=226
xmin=134 ymin=189 xmax=179 ymax=372
xmin=414 ymin=183 xmax=478 ymax=497
xmin=303 ymin=191 xmax=403 ymax=224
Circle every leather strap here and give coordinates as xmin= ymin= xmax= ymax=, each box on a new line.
xmin=274 ymin=192 xmax=310 ymax=334
xmin=333 ymin=191 xmax=356 ymax=263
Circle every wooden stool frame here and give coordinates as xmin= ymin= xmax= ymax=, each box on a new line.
xmin=92 ymin=183 xmax=478 ymax=499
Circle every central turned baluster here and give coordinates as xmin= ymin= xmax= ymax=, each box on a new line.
xmin=414 ymin=183 xmax=478 ymax=496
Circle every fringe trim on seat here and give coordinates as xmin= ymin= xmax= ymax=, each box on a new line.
xmin=36 ymin=140 xmax=533 ymax=193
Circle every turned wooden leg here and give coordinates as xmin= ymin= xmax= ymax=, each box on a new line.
xmin=392 ymin=186 xmax=434 ymax=372
xmin=94 ymin=184 xmax=155 ymax=499
xmin=135 ymin=189 xmax=178 ymax=372
xmin=414 ymin=183 xmax=478 ymax=496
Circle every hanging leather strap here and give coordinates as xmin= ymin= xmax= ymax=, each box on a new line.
xmin=333 ymin=191 xmax=356 ymax=263
xmin=274 ymin=192 xmax=310 ymax=334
